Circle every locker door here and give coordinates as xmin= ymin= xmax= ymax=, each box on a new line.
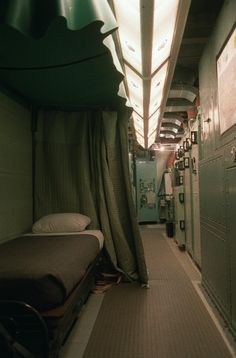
xmin=191 ymin=143 xmax=201 ymax=267
xmin=173 ymin=185 xmax=185 ymax=249
xmin=184 ymin=153 xmax=193 ymax=256
xmin=226 ymin=166 xmax=236 ymax=333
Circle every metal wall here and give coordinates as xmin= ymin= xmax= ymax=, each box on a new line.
xmin=0 ymin=92 xmax=32 ymax=243
xmin=199 ymin=0 xmax=236 ymax=333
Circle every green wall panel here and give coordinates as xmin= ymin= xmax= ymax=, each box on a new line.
xmin=0 ymin=92 xmax=32 ymax=243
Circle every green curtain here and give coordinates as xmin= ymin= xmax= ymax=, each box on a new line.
xmin=34 ymin=108 xmax=148 ymax=284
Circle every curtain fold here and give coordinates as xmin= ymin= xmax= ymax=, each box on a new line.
xmin=35 ymin=108 xmax=148 ymax=284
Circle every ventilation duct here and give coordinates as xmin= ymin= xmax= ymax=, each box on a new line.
xmin=160 ymin=133 xmax=176 ymax=139
xmin=162 ymin=118 xmax=182 ymax=126
xmin=168 ymin=84 xmax=198 ymax=102
xmin=165 ymin=98 xmax=195 ymax=112
xmin=152 ymin=142 xmax=178 ymax=151
xmin=160 ymin=126 xmax=179 ymax=133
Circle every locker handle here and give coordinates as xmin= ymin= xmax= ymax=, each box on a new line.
xmin=179 ymin=193 xmax=184 ymax=203
xmin=180 ymin=220 xmax=185 ymax=230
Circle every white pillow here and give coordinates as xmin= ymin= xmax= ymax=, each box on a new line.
xmin=32 ymin=213 xmax=91 ymax=233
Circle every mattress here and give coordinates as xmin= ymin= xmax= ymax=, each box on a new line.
xmin=24 ymin=230 xmax=104 ymax=249
xmin=0 ymin=231 xmax=103 ymax=310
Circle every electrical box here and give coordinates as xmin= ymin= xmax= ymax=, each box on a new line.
xmin=136 ymin=160 xmax=158 ymax=223
xmin=164 ymin=172 xmax=173 ymax=196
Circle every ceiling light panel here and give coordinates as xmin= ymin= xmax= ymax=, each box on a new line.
xmin=148 ymin=131 xmax=157 ymax=148
xmin=113 ymin=0 xmax=142 ymax=74
xmin=149 ymin=61 xmax=168 ymax=116
xmin=148 ymin=111 xmax=160 ymax=137
xmin=151 ymin=0 xmax=179 ymax=72
xmin=110 ymin=0 xmax=186 ymax=149
xmin=125 ymin=64 xmax=144 ymax=117
xmin=133 ymin=111 xmax=144 ymax=136
xmin=136 ymin=132 xmax=145 ymax=148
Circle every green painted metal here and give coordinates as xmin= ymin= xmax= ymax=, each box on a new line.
xmin=0 ymin=92 xmax=32 ymax=243
xmin=136 ymin=160 xmax=158 ymax=223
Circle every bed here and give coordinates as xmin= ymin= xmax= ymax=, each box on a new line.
xmin=0 ymin=213 xmax=104 ymax=357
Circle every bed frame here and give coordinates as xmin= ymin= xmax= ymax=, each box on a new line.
xmin=0 ymin=253 xmax=100 ymax=358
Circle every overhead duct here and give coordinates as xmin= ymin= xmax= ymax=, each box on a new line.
xmin=160 ymin=133 xmax=176 ymax=139
xmin=168 ymin=84 xmax=198 ymax=102
xmin=160 ymin=126 xmax=179 ymax=133
xmin=152 ymin=142 xmax=179 ymax=151
xmin=159 ymin=115 xmax=182 ymax=141
xmin=158 ymin=83 xmax=197 ymax=142
xmin=176 ymin=133 xmax=184 ymax=138
xmin=165 ymin=98 xmax=195 ymax=112
xmin=162 ymin=118 xmax=182 ymax=127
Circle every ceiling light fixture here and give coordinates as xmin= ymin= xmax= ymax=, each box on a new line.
xmin=109 ymin=0 xmax=191 ymax=148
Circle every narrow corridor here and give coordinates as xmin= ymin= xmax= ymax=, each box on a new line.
xmin=62 ymin=226 xmax=236 ymax=358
